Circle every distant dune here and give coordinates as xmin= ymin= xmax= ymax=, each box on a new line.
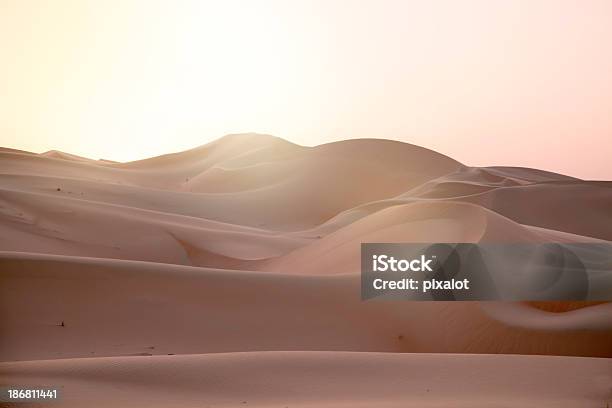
xmin=1 ymin=133 xmax=610 ymax=407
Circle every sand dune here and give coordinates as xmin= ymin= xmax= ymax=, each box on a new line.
xmin=0 ymin=186 xmax=306 ymax=267
xmin=1 ymin=252 xmax=611 ymax=362
xmin=41 ymin=150 xmax=96 ymax=163
xmin=1 ymin=134 xmax=610 ymax=407
xmin=261 ymin=201 xmax=611 ymax=275
xmin=0 ymin=135 xmax=462 ymax=232
xmin=1 ymin=352 xmax=610 ymax=408
xmin=320 ymin=174 xmax=612 ymax=241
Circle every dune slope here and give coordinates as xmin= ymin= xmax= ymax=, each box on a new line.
xmin=1 ymin=252 xmax=611 ymax=362
xmin=1 ymin=352 xmax=610 ymax=408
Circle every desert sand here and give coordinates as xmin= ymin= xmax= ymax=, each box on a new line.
xmin=2 ymin=352 xmax=611 ymax=408
xmin=1 ymin=133 xmax=610 ymax=407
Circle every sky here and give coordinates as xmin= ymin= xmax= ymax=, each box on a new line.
xmin=1 ymin=0 xmax=611 ymax=179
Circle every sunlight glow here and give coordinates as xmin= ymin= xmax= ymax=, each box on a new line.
xmin=1 ymin=0 xmax=611 ymax=179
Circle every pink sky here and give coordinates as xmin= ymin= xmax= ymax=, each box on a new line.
xmin=1 ymin=0 xmax=611 ymax=179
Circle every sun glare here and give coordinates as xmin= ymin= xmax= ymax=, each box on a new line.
xmin=1 ymin=0 xmax=611 ymax=178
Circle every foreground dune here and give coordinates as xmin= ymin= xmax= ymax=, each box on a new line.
xmin=1 ymin=352 xmax=610 ymax=408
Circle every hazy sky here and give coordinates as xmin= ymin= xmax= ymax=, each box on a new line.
xmin=1 ymin=0 xmax=611 ymax=179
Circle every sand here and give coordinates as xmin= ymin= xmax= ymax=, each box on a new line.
xmin=2 ymin=352 xmax=610 ymax=408
xmin=1 ymin=133 xmax=610 ymax=406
